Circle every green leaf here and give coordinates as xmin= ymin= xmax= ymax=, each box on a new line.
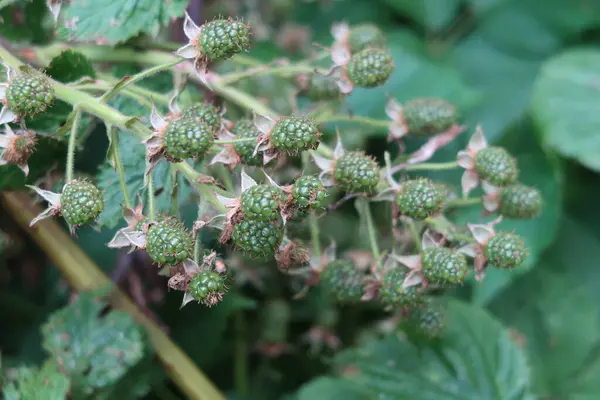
xmin=381 ymin=0 xmax=460 ymax=30
xmin=96 ymin=132 xmax=192 ymax=228
xmin=44 ymin=50 xmax=97 ymax=83
xmin=303 ymin=300 xmax=532 ymax=399
xmin=2 ymin=360 xmax=70 ymax=400
xmin=0 ymin=0 xmax=53 ymax=44
xmin=41 ymin=287 xmax=146 ymax=397
xmin=531 ymin=49 xmax=600 ymax=171
xmin=57 ymin=0 xmax=188 ymax=44
xmin=296 ymin=377 xmax=371 ymax=400
xmin=452 ymin=119 xmax=562 ymax=304
xmin=490 ymin=269 xmax=600 ymax=398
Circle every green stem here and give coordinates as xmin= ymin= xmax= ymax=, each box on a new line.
xmin=446 ymin=197 xmax=481 ymax=208
xmin=96 ymin=72 xmax=171 ymax=104
xmin=147 ymin=174 xmax=157 ymax=220
xmin=358 ymin=198 xmax=380 ymax=261
xmin=170 ymin=166 xmax=179 ymax=217
xmin=234 ymin=312 xmax=249 ymax=396
xmin=402 ymin=161 xmax=459 ymax=172
xmin=74 ymin=83 xmax=156 ymax=108
xmin=302 ymin=152 xmax=321 ymax=257
xmin=65 ymin=109 xmax=82 ymax=183
xmin=173 ymin=162 xmax=227 ymax=213
xmin=214 ymin=137 xmax=257 ymax=145
xmin=193 ymin=231 xmax=202 ymax=265
xmin=315 ymin=113 xmax=390 ymax=129
xmin=407 ymin=220 xmax=422 ymax=251
xmin=109 ymin=125 xmax=132 ymax=209
xmin=220 ymin=64 xmax=319 ymax=85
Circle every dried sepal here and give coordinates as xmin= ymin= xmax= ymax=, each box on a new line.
xmin=385 ymin=98 xmax=408 ymax=140
xmin=0 ymin=125 xmax=36 ymax=176
xmin=107 ymin=200 xmax=147 ymax=250
xmin=457 ymin=125 xmax=488 ymax=196
xmin=27 ymin=185 xmax=61 ymax=226
xmin=46 ymin=0 xmax=62 ymax=24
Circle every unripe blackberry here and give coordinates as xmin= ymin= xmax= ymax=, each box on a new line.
xmin=292 ymin=175 xmax=327 ymax=209
xmin=404 ymin=302 xmax=445 ymax=339
xmin=146 ymin=219 xmax=193 ymax=266
xmin=2 ymin=131 xmax=36 ymax=166
xmin=6 ymin=74 xmax=54 ymax=116
xmin=403 ymin=98 xmax=457 ymax=137
xmin=241 ymin=184 xmax=283 ymax=221
xmin=188 ymin=271 xmax=226 ymax=306
xmin=379 ymin=268 xmax=422 ymax=307
xmin=181 ymin=103 xmax=222 ymax=132
xmin=474 ymin=147 xmax=518 ymax=186
xmin=199 ymin=19 xmax=251 ymax=61
xmin=232 ymin=219 xmax=283 ymax=258
xmin=485 ymin=232 xmax=527 ymax=268
xmin=232 ymin=119 xmax=262 ymax=166
xmin=395 ymin=179 xmax=444 ymax=220
xmin=421 ymin=247 xmax=467 ymax=285
xmin=163 ymin=116 xmax=214 ymax=162
xmin=320 ymin=260 xmax=364 ymax=303
xmin=499 ymin=184 xmax=542 ymax=219
xmin=333 ymin=151 xmax=380 ymax=193
xmin=348 ymin=24 xmax=386 ymax=53
xmin=270 ymin=117 xmax=321 ymax=154
xmin=346 ymin=48 xmax=394 ymax=88
xmin=300 ymin=73 xmax=340 ymax=101
xmin=60 ymin=181 xmax=104 ymax=226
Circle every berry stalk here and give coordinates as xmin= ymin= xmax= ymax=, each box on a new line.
xmin=357 ymin=198 xmax=380 ymax=261
xmin=108 ymin=125 xmax=132 ymax=209
xmin=65 ymin=108 xmax=82 ymax=183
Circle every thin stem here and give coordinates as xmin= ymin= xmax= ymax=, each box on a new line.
xmin=109 ymin=125 xmax=131 ymax=209
xmin=446 ymin=197 xmax=481 ymax=208
xmin=220 ymin=64 xmax=319 ymax=85
xmin=407 ymin=220 xmax=422 ymax=251
xmin=214 ymin=137 xmax=256 ymax=145
xmin=315 ymin=113 xmax=390 ymax=129
xmin=173 ymin=162 xmax=228 ymax=213
xmin=65 ymin=108 xmax=82 ymax=182
xmin=358 ymin=198 xmax=380 ymax=261
xmin=193 ymin=231 xmax=202 ymax=265
xmin=74 ymin=83 xmax=155 ymax=108
xmin=234 ymin=312 xmax=249 ymax=396
xmin=170 ymin=166 xmax=179 ymax=217
xmin=402 ymin=161 xmax=459 ymax=172
xmin=96 ymin=72 xmax=171 ymax=104
xmin=147 ymin=174 xmax=157 ymax=220
xmin=99 ymin=57 xmax=184 ymax=103
xmin=302 ymin=151 xmax=322 ymax=257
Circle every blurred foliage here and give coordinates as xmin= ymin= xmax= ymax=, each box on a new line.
xmin=2 ymin=0 xmax=600 ymax=399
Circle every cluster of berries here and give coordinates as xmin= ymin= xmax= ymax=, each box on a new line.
xmin=9 ymin=15 xmax=546 ymax=340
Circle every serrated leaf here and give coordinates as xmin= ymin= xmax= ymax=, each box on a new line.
xmin=96 ymin=132 xmax=192 ymax=228
xmin=304 ymin=300 xmax=532 ymax=400
xmin=0 ymin=0 xmax=53 ymax=44
xmin=531 ymin=49 xmax=600 ymax=171
xmin=2 ymin=360 xmax=70 ymax=400
xmin=490 ymin=269 xmax=600 ymax=399
xmin=381 ymin=0 xmax=459 ymax=30
xmin=57 ymin=0 xmax=188 ymax=44
xmin=450 ymin=119 xmax=562 ymax=304
xmin=44 ymin=50 xmax=96 ymax=83
xmin=41 ymin=288 xmax=145 ymax=396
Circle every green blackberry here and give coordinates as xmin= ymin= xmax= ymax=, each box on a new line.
xmin=379 ymin=268 xmax=423 ymax=307
xmin=333 ymin=151 xmax=380 ymax=193
xmin=301 ymin=73 xmax=340 ymax=101
xmin=270 ymin=117 xmax=321 ymax=154
xmin=6 ymin=74 xmax=54 ymax=117
xmin=232 ymin=219 xmax=283 ymax=258
xmin=499 ymin=184 xmax=542 ymax=219
xmin=474 ymin=147 xmax=518 ymax=186
xmin=485 ymin=232 xmax=527 ymax=269
xmin=232 ymin=119 xmax=262 ymax=166
xmin=403 ymin=98 xmax=458 ymax=137
xmin=163 ymin=116 xmax=214 ymax=161
xmin=421 ymin=247 xmax=467 ymax=285
xmin=60 ymin=181 xmax=104 ymax=226
xmin=396 ymin=179 xmax=445 ymax=220
xmin=199 ymin=19 xmax=251 ymax=61
xmin=241 ymin=184 xmax=283 ymax=220
xmin=145 ymin=219 xmax=193 ymax=266
xmin=188 ymin=271 xmax=226 ymax=306
xmin=320 ymin=260 xmax=364 ymax=303
xmin=291 ymin=175 xmax=327 ymax=209
xmin=346 ymin=48 xmax=394 ymax=88
xmin=181 ymin=103 xmax=222 ymax=132
xmin=348 ymin=24 xmax=386 ymax=53
xmin=403 ymin=302 xmax=446 ymax=339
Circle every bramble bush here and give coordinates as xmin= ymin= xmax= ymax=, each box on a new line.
xmin=1 ymin=0 xmax=600 ymax=399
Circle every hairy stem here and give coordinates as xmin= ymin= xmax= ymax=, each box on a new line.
xmin=402 ymin=161 xmax=459 ymax=172
xmin=315 ymin=113 xmax=390 ymax=129
xmin=65 ymin=108 xmax=82 ymax=183
xmin=358 ymin=198 xmax=380 ymax=261
xmin=407 ymin=220 xmax=422 ymax=251
xmin=109 ymin=125 xmax=132 ymax=209
xmin=446 ymin=197 xmax=481 ymax=208
xmin=147 ymin=174 xmax=157 ymax=220
xmin=220 ymin=64 xmax=320 ymax=85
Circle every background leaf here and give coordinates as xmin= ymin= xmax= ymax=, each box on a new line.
xmin=2 ymin=360 xmax=70 ymax=400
